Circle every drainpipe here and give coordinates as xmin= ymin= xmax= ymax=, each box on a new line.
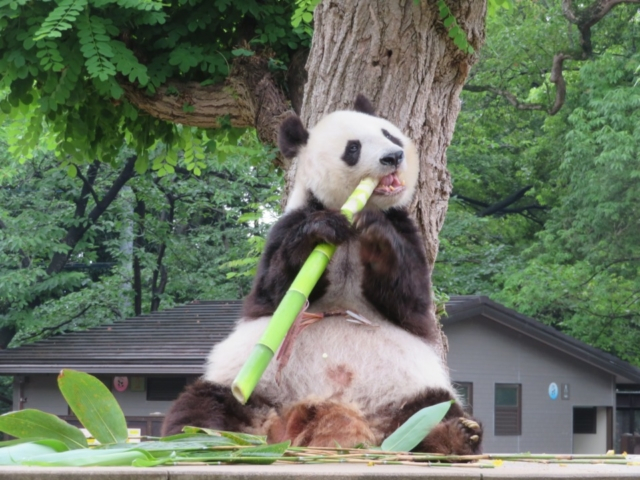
xmin=16 ymin=376 xmax=26 ymax=410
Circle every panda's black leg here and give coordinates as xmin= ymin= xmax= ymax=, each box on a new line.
xmin=161 ymin=379 xmax=271 ymax=436
xmin=354 ymin=209 xmax=434 ymax=339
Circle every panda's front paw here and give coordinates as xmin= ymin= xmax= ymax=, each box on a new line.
xmin=354 ymin=210 xmax=398 ymax=273
xmin=302 ymin=210 xmax=353 ymax=246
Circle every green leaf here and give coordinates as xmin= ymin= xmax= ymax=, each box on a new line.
xmin=0 ymin=410 xmax=88 ymax=450
xmin=238 ymin=212 xmax=261 ymax=223
xmin=57 ymin=369 xmax=128 ymax=445
xmin=231 ymin=48 xmax=254 ymax=57
xmin=67 ymin=164 xmax=77 ymax=178
xmin=22 ymin=447 xmax=151 ymax=466
xmin=0 ymin=440 xmax=69 ymax=466
xmin=380 ymin=400 xmax=453 ymax=452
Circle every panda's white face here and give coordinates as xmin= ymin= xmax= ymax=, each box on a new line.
xmin=286 ymin=110 xmax=419 ymax=212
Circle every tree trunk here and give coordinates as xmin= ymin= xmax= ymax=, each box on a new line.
xmin=299 ymin=0 xmax=486 ymax=358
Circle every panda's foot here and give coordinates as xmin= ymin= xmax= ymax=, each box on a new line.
xmin=419 ymin=416 xmax=483 ymax=455
xmin=266 ymin=398 xmax=376 ymax=448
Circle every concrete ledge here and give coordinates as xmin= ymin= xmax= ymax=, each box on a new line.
xmin=2 ymin=462 xmax=640 ymax=480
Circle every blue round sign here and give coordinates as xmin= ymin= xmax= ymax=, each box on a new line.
xmin=549 ymin=382 xmax=559 ymax=400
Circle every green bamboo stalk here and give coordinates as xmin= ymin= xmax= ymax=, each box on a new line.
xmin=232 ymin=178 xmax=378 ymax=404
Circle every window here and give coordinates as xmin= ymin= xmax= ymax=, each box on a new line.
xmin=146 ymin=377 xmax=187 ymax=401
xmin=495 ymin=383 xmax=521 ymax=435
xmin=453 ymin=382 xmax=473 ymax=414
xmin=573 ymin=407 xmax=597 ymax=434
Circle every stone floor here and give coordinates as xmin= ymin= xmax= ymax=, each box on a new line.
xmin=2 ymin=461 xmax=640 ymax=480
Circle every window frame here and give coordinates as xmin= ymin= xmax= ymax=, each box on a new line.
xmin=494 ymin=383 xmax=522 ymax=436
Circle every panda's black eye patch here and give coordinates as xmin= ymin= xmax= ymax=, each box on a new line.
xmin=382 ymin=129 xmax=403 ymax=148
xmin=341 ymin=140 xmax=361 ymax=166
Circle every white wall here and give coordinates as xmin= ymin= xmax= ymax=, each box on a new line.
xmin=573 ymin=407 xmax=608 ymax=454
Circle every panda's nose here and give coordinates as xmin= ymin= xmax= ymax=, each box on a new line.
xmin=380 ymin=150 xmax=404 ymax=168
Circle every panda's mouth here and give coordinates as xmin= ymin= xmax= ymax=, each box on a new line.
xmin=374 ymin=173 xmax=405 ymax=196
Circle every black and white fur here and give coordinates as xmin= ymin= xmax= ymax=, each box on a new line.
xmin=163 ymin=95 xmax=482 ymax=454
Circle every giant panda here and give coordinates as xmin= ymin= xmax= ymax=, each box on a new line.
xmin=162 ymin=95 xmax=483 ymax=454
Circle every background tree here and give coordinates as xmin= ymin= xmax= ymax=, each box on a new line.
xmin=3 ymin=0 xmax=640 ymax=366
xmin=434 ymin=0 xmax=640 ymax=364
xmin=0 ymin=130 xmax=281 ymax=347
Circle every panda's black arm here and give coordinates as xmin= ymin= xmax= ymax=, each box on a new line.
xmin=356 ymin=208 xmax=435 ymax=341
xmin=243 ymin=201 xmax=353 ymax=319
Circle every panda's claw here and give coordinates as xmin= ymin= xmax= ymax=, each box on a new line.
xmin=459 ymin=418 xmax=480 ymax=431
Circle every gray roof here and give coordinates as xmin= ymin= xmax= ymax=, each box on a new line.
xmin=0 ymin=301 xmax=242 ymax=375
xmin=1 ymin=296 xmax=639 ymax=382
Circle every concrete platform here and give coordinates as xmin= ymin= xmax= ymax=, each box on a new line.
xmin=2 ymin=462 xmax=640 ymax=480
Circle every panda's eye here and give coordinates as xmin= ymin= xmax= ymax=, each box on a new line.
xmin=341 ymin=140 xmax=362 ymax=166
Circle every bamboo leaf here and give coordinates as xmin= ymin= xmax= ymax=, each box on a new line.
xmin=0 ymin=440 xmax=68 ymax=465
xmin=236 ymin=440 xmax=290 ymax=459
xmin=219 ymin=431 xmax=267 ymax=446
xmin=381 ymin=400 xmax=453 ymax=452
xmin=179 ymin=428 xmax=267 ymax=446
xmin=57 ymin=369 xmax=128 ymax=445
xmin=22 ymin=447 xmax=151 ymax=467
xmin=134 ymin=441 xmax=291 ymax=466
xmin=0 ymin=410 xmax=88 ymax=450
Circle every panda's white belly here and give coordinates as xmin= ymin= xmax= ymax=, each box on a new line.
xmin=205 ymin=315 xmax=452 ymax=416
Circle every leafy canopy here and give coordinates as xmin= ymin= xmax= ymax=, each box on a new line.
xmin=0 ymin=0 xmax=309 ymax=168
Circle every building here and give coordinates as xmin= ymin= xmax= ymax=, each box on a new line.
xmin=0 ymin=296 xmax=639 ymax=453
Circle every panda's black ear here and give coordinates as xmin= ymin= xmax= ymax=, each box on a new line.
xmin=354 ymin=94 xmax=376 ymax=116
xmin=278 ymin=115 xmax=309 ymax=158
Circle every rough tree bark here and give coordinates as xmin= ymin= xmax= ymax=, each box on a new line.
xmin=299 ymin=0 xmax=486 ymax=357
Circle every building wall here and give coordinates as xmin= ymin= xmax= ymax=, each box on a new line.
xmin=14 ymin=374 xmax=176 ymax=418
xmin=445 ymin=317 xmax=615 ymax=454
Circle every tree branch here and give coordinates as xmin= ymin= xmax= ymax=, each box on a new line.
xmin=150 ymin=193 xmax=175 ymax=313
xmin=465 ymin=52 xmax=571 ymax=115
xmin=132 ymin=190 xmax=145 ymax=317
xmin=451 ymin=192 xmax=490 ymax=209
xmin=46 ymin=156 xmax=137 ymax=276
xmin=463 ymin=85 xmax=546 ymax=111
xmin=478 ymin=186 xmax=533 ymax=217
xmin=74 ymin=162 xmax=101 ymax=206
xmin=562 ymin=0 xmax=640 ymax=57
xmin=18 ymin=305 xmax=92 ymax=342
xmin=121 ymin=55 xmax=293 ymax=165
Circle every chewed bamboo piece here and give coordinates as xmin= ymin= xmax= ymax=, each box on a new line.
xmin=231 ymin=177 xmax=378 ymax=404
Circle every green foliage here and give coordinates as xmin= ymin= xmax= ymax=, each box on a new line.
xmin=291 ymin=0 xmax=320 ymax=38
xmin=437 ymin=0 xmax=640 ymax=364
xmin=0 ymin=122 xmax=282 ymax=345
xmin=0 ymin=440 xmax=69 ymax=465
xmin=437 ymin=0 xmax=474 ymax=54
xmin=0 ymin=0 xmax=310 ymax=164
xmin=0 ymin=409 xmax=88 ymax=449
xmin=58 ymin=369 xmax=128 ymax=445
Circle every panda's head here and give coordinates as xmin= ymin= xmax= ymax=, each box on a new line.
xmin=280 ymin=95 xmax=419 ymax=212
